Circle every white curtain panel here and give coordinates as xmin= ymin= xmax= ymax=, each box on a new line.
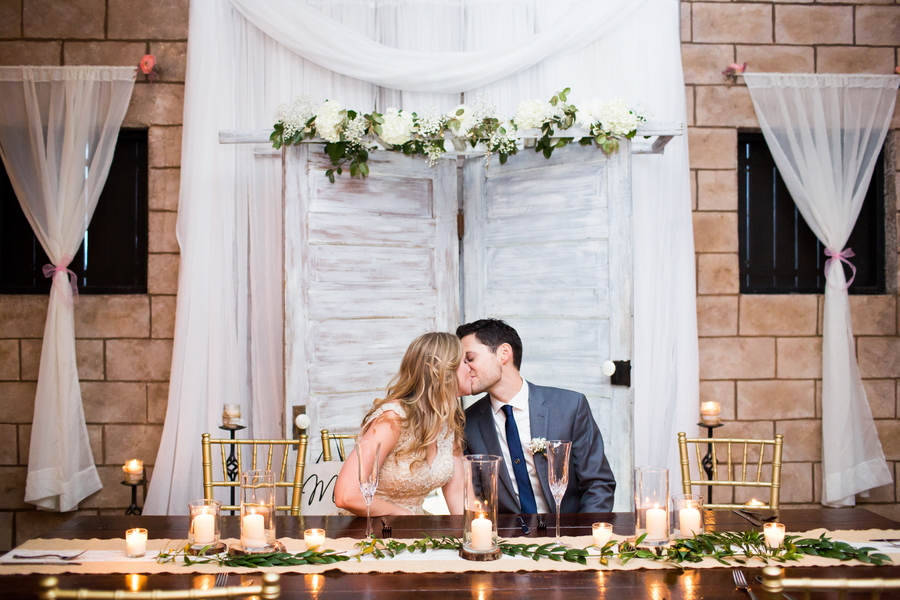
xmin=146 ymin=0 xmax=697 ymax=513
xmin=0 ymin=66 xmax=135 ymax=511
xmin=744 ymin=73 xmax=899 ymax=506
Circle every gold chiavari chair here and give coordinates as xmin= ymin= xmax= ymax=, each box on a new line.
xmin=761 ymin=565 xmax=900 ymax=600
xmin=321 ymin=429 xmax=357 ymax=462
xmin=40 ymin=572 xmax=280 ymax=600
xmin=201 ymin=433 xmax=308 ymax=515
xmin=677 ymin=431 xmax=784 ymax=509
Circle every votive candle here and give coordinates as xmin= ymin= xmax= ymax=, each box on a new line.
xmin=470 ymin=513 xmax=493 ymax=551
xmin=700 ymin=401 xmax=721 ymax=424
xmin=125 ymin=528 xmax=147 ymax=557
xmin=645 ymin=506 xmax=667 ymax=540
xmin=764 ymin=522 xmax=785 ymax=549
xmin=123 ymin=459 xmax=143 ymax=484
xmin=592 ymin=522 xmax=612 ymax=547
xmin=304 ymin=528 xmax=326 ymax=550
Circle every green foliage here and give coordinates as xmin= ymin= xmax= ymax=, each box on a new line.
xmin=157 ymin=530 xmax=891 ymax=570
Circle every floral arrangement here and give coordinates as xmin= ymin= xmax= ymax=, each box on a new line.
xmin=270 ymin=89 xmax=647 ymax=183
xmin=527 ymin=437 xmax=548 ymax=455
xmin=157 ymin=531 xmax=891 ymax=569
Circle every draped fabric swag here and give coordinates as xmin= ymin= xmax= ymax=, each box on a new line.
xmin=744 ymin=73 xmax=900 ymax=506
xmin=0 ymin=66 xmax=135 ymax=511
xmin=146 ymin=0 xmax=698 ymax=514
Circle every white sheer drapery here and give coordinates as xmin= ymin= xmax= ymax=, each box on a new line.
xmin=146 ymin=0 xmax=697 ymax=513
xmin=0 ymin=66 xmax=135 ymax=511
xmin=744 ymin=73 xmax=899 ymax=506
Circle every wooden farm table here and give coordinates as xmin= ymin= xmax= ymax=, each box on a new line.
xmin=3 ymin=509 xmax=900 ymax=599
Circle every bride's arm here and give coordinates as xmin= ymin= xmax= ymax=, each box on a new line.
xmin=441 ymin=444 xmax=465 ymax=515
xmin=333 ymin=413 xmax=415 ymax=516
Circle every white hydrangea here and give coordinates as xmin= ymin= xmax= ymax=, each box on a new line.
xmin=380 ymin=108 xmax=415 ymax=146
xmin=415 ymin=107 xmax=444 ymax=138
xmin=595 ymin=98 xmax=639 ymax=137
xmin=344 ymin=114 xmax=368 ymax=146
xmin=275 ymin=93 xmax=318 ymax=138
xmin=315 ymin=100 xmax=345 ymax=143
xmin=514 ymin=99 xmax=545 ymax=130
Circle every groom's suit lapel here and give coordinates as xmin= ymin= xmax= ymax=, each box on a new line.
xmin=528 ymin=383 xmax=553 ymax=508
xmin=476 ymin=396 xmax=517 ymax=505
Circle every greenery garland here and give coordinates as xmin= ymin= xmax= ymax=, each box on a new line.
xmin=270 ymin=89 xmax=647 ymax=183
xmin=156 ymin=531 xmax=891 ymax=570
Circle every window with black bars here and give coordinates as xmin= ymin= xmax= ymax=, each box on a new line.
xmin=738 ymin=132 xmax=884 ymax=295
xmin=0 ymin=128 xmax=148 ymax=295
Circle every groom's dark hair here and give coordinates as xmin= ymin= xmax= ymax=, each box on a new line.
xmin=456 ymin=319 xmax=523 ymax=370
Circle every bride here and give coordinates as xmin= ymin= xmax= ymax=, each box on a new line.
xmin=334 ymin=332 xmax=471 ymax=515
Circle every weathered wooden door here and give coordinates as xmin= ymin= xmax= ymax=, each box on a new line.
xmin=283 ymin=146 xmax=458 ymax=457
xmin=461 ymin=144 xmax=634 ymax=511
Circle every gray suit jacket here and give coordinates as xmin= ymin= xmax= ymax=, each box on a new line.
xmin=463 ymin=382 xmax=616 ymax=513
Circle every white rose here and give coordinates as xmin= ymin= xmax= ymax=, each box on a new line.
xmin=315 ymin=100 xmax=345 ymax=143
xmin=380 ymin=108 xmax=415 ymax=146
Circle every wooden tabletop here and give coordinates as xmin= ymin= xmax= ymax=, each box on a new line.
xmin=2 ymin=508 xmax=898 ymax=599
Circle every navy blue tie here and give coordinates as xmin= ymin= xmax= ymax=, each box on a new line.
xmin=501 ymin=404 xmax=538 ymax=514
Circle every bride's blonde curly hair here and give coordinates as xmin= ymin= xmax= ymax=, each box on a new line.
xmin=361 ymin=332 xmax=466 ymax=467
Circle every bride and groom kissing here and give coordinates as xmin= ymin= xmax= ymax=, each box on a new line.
xmin=334 ymin=319 xmax=616 ymax=516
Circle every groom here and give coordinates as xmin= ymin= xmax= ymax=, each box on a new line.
xmin=458 ymin=319 xmax=616 ymax=514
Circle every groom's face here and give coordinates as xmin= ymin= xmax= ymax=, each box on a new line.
xmin=461 ymin=334 xmax=502 ymax=395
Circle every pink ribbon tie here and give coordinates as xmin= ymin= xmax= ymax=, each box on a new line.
xmin=824 ymin=247 xmax=856 ymax=291
xmin=42 ymin=254 xmax=79 ymax=302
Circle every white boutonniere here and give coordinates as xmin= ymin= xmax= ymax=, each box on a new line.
xmin=527 ymin=437 xmax=547 ymax=455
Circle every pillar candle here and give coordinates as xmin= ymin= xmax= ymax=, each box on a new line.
xmin=679 ymin=507 xmax=701 ymax=537
xmin=193 ymin=512 xmax=215 ymax=545
xmin=123 ymin=459 xmax=143 ymax=483
xmin=645 ymin=507 xmax=667 ymax=539
xmin=241 ymin=512 xmax=266 ymax=548
xmin=470 ymin=514 xmax=493 ymax=550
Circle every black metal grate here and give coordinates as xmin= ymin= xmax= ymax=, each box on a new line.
xmin=0 ymin=128 xmax=149 ymax=295
xmin=737 ymin=132 xmax=884 ymax=295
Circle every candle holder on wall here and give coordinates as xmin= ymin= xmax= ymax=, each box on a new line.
xmin=460 ymin=455 xmax=501 ymax=561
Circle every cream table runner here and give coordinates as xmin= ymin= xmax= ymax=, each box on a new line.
xmin=2 ymin=530 xmax=899 ymax=575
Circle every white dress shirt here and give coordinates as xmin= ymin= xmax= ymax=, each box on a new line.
xmin=490 ymin=380 xmax=551 ymax=513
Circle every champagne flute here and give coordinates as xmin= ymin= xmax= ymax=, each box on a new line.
xmin=547 ymin=440 xmax=572 ymax=544
xmin=356 ymin=440 xmax=382 ymax=538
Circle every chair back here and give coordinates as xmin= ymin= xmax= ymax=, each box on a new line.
xmin=677 ymin=431 xmax=784 ymax=509
xmin=201 ymin=433 xmax=308 ymax=515
xmin=761 ymin=565 xmax=900 ymax=600
xmin=40 ymin=572 xmax=280 ymax=600
xmin=321 ymin=429 xmax=357 ymax=461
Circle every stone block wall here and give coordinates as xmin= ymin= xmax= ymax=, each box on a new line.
xmin=0 ymin=0 xmax=187 ymax=550
xmin=684 ymin=1 xmax=900 ymax=517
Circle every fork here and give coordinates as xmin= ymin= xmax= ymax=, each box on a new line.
xmin=733 ymin=569 xmax=758 ymax=600
xmin=536 ymin=516 xmax=547 ymax=534
xmin=12 ymin=550 xmax=86 ymax=560
xmin=214 ymin=572 xmax=228 ymax=588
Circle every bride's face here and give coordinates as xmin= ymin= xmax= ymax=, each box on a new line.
xmin=456 ymin=359 xmax=473 ymax=397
